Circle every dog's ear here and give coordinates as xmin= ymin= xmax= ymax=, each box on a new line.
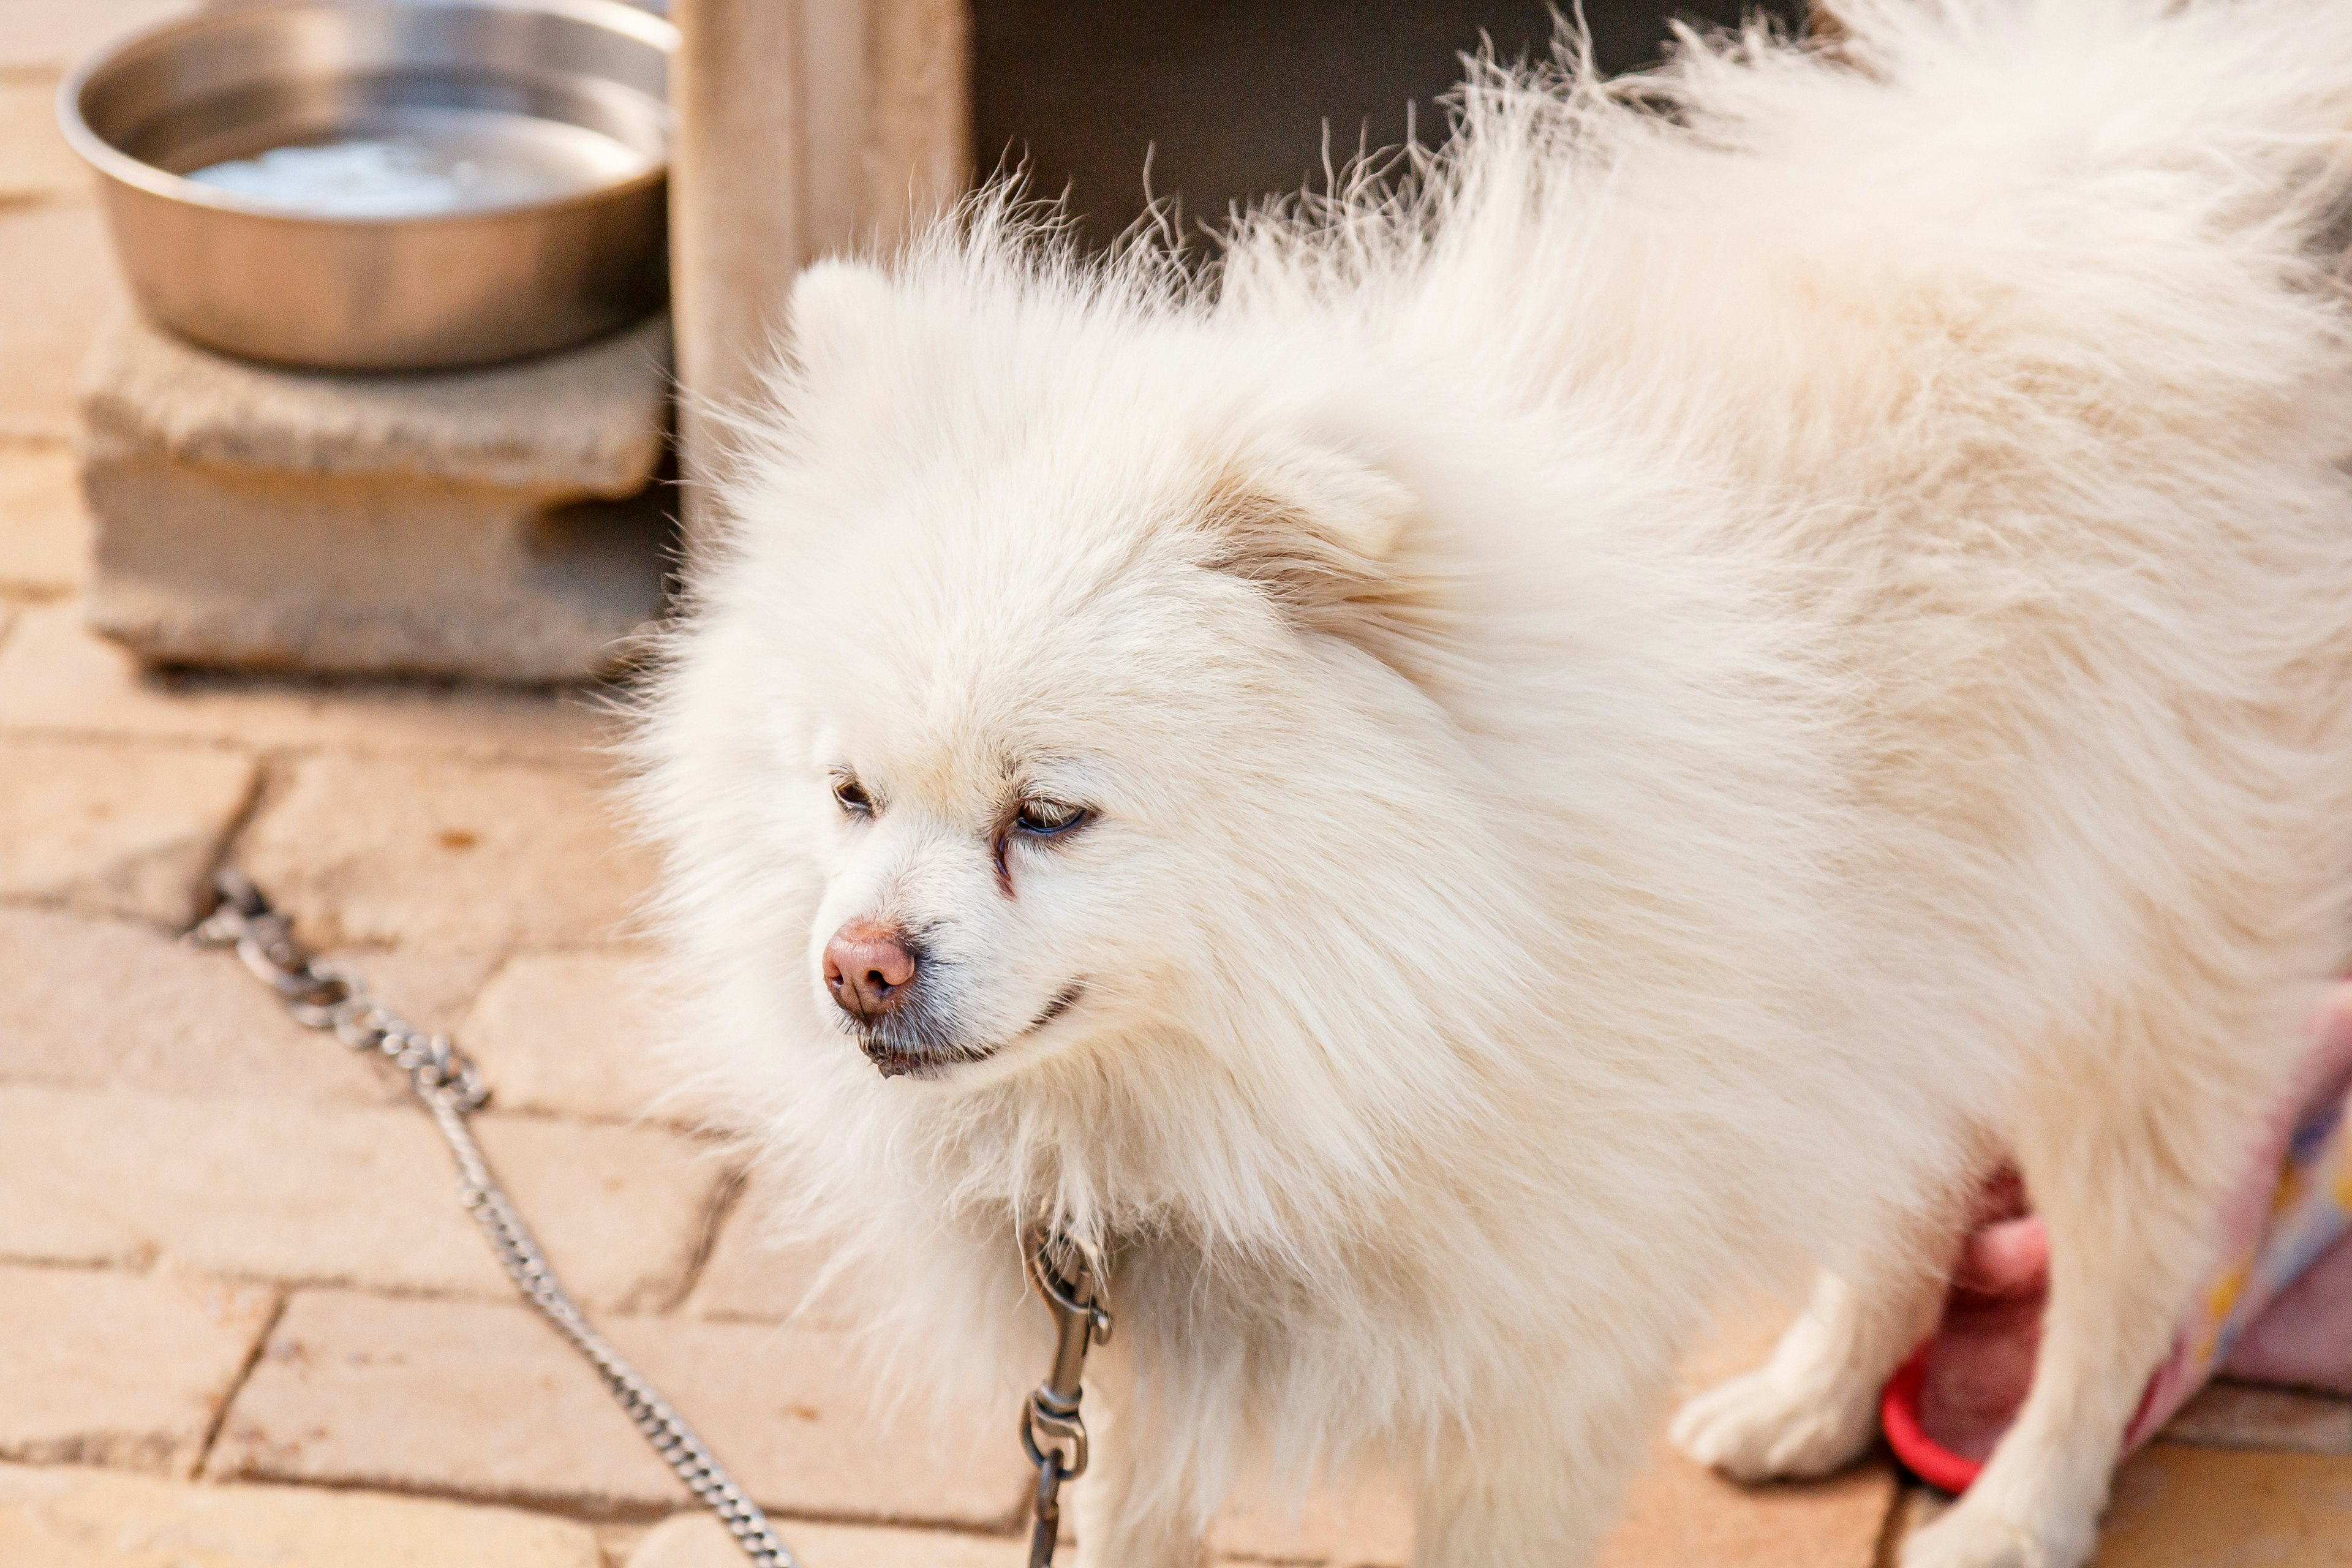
xmin=1197 ymin=439 xmax=1446 ymax=660
xmin=785 ymin=260 xmax=896 ymax=373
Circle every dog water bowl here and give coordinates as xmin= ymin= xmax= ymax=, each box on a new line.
xmin=59 ymin=0 xmax=674 ymax=371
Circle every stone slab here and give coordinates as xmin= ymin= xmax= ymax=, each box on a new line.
xmin=0 ymin=1086 xmax=725 ymax=1308
xmin=630 ymin=1512 xmax=1024 ymax=1568
xmin=2160 ymin=1378 xmax=2352 ymax=1456
xmin=0 ymin=601 xmax=610 ymax=761
xmin=0 ymin=445 xmax=91 ymax=597
xmin=2097 ymin=1444 xmax=2352 ymax=1564
xmin=83 ymin=312 xmax=671 ymax=494
xmin=0 ymin=203 xmax=124 ymax=443
xmin=0 ymin=1264 xmax=275 ymax=1473
xmin=1212 ymin=1471 xmax=1411 ymax=1565
xmin=79 ymin=313 xmax=675 ymax=680
xmin=208 ymin=1289 xmax=1032 ymax=1529
xmin=462 ymin=948 xmax=671 ymax=1121
xmin=0 ymin=735 xmax=254 ymax=924
xmin=0 ymin=1461 xmax=602 ymax=1568
xmin=241 ymin=750 xmax=656 ymax=952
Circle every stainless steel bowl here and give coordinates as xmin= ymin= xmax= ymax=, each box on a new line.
xmin=60 ymin=0 xmax=675 ymax=371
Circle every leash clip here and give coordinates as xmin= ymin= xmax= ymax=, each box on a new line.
xmin=1019 ymin=1224 xmax=1111 ymax=1567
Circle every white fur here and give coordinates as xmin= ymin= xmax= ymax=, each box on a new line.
xmin=632 ymin=3 xmax=2352 ymax=1563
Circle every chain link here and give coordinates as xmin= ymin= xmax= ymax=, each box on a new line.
xmin=190 ymin=870 xmax=800 ymax=1568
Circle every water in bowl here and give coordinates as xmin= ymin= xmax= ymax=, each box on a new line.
xmin=185 ymin=107 xmax=654 ymax=219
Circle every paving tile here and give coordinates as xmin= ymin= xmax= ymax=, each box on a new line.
xmin=0 ymin=905 xmax=420 ymax=1106
xmin=0 ymin=1460 xmax=601 ymax=1568
xmin=1591 ymin=1442 xmax=1896 ymax=1568
xmin=462 ymin=948 xmax=672 ymax=1121
xmin=0 ymin=440 xmax=89 ymax=598
xmin=207 ymin=1289 xmax=1033 ymax=1529
xmin=685 ymin=1172 xmax=862 ymax=1328
xmin=241 ymin=751 xmax=656 ymax=952
xmin=1213 ymin=1471 xmax=1411 ymax=1565
xmin=2161 ymin=1378 xmax=2352 ymax=1456
xmin=2095 ymin=1444 xmax=2352 ymax=1564
xmin=0 ymin=1 xmax=195 ymax=74
xmin=0 ymin=735 xmax=253 ymax=924
xmin=0 ymin=1263 xmax=274 ymax=1473
xmin=0 ymin=1087 xmax=725 ymax=1309
xmin=0 ymin=204 xmax=123 ymax=444
xmin=0 ymin=75 xmax=85 ymax=208
xmin=0 ymin=601 xmax=609 ymax=761
xmin=630 ymin=1511 xmax=1024 ymax=1568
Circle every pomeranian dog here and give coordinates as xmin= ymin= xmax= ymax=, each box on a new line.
xmin=633 ymin=2 xmax=2352 ymax=1564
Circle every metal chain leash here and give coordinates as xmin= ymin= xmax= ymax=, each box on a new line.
xmin=1017 ymin=1228 xmax=1112 ymax=1568
xmin=189 ymin=870 xmax=801 ymax=1568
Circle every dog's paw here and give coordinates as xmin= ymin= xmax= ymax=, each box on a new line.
xmin=1667 ymin=1366 xmax=1879 ymax=1482
xmin=1898 ymin=1499 xmax=2089 ymax=1568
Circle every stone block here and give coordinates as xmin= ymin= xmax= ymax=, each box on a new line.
xmin=209 ymin=1289 xmax=1032 ymax=1529
xmin=0 ymin=1086 xmax=726 ymax=1308
xmin=2098 ymin=1444 xmax=2352 ymax=1564
xmin=462 ymin=948 xmax=671 ymax=1121
xmin=0 ymin=447 xmax=91 ymax=597
xmin=0 ymin=601 xmax=609 ymax=761
xmin=630 ymin=1512 xmax=1024 ymax=1568
xmin=0 ymin=736 xmax=254 ymax=924
xmin=0 ymin=1461 xmax=602 ymax=1568
xmin=79 ymin=312 xmax=676 ymax=680
xmin=240 ymin=751 xmax=657 ymax=952
xmin=1212 ymin=1472 xmax=1411 ymax=1565
xmin=0 ymin=1263 xmax=275 ymax=1473
xmin=2160 ymin=1379 xmax=2352 ymax=1456
xmin=0 ymin=204 xmax=125 ymax=444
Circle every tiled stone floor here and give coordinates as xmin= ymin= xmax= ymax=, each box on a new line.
xmin=2 ymin=6 xmax=2348 ymax=1563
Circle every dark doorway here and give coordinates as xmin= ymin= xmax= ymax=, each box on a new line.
xmin=971 ymin=2 xmax=1807 ymax=247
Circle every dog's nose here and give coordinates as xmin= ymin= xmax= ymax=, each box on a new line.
xmin=824 ymin=921 xmax=919 ymax=1021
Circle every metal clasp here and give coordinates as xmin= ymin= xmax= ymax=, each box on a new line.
xmin=1018 ymin=1225 xmax=1112 ymax=1568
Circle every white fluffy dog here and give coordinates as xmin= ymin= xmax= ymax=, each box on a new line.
xmin=633 ymin=2 xmax=2352 ymax=1564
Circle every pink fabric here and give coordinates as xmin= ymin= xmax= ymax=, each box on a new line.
xmin=1882 ymin=984 xmax=2352 ymax=1488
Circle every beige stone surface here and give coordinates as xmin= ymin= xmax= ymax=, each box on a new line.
xmin=462 ymin=948 xmax=671 ymax=1121
xmin=0 ymin=1461 xmax=601 ymax=1568
xmin=1591 ymin=1444 xmax=1896 ymax=1568
xmin=0 ymin=203 xmax=123 ymax=443
xmin=241 ymin=752 xmax=655 ymax=952
xmin=2096 ymin=1444 xmax=2352 ymax=1564
xmin=0 ymin=1 xmax=194 ymax=74
xmin=0 ymin=77 xmax=83 ymax=208
xmin=0 ymin=445 xmax=90 ymax=597
xmin=0 ymin=1087 xmax=725 ymax=1308
xmin=211 ymin=1290 xmax=1031 ymax=1529
xmin=0 ymin=1264 xmax=274 ymax=1473
xmin=0 ymin=736 xmax=252 ymax=924
xmin=2162 ymin=1379 xmax=2352 ymax=1456
xmin=1213 ymin=1471 xmax=1411 ymax=1564
xmin=685 ymin=1174 xmax=862 ymax=1327
xmin=630 ymin=1511 xmax=1023 ymax=1568
xmin=0 ymin=601 xmax=609 ymax=760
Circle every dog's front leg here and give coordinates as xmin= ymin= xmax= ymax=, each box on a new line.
xmin=1412 ymin=1357 xmax=1665 ymax=1568
xmin=1068 ymin=1350 xmax=1213 ymax=1568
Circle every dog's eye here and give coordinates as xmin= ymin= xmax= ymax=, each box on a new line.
xmin=832 ymin=776 xmax=874 ymax=817
xmin=1013 ymin=798 xmax=1088 ymax=837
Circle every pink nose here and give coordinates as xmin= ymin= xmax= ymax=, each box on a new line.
xmin=824 ymin=921 xmax=919 ymax=1022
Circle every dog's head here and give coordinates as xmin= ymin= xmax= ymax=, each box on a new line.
xmin=641 ymin=252 xmax=1532 ymax=1109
